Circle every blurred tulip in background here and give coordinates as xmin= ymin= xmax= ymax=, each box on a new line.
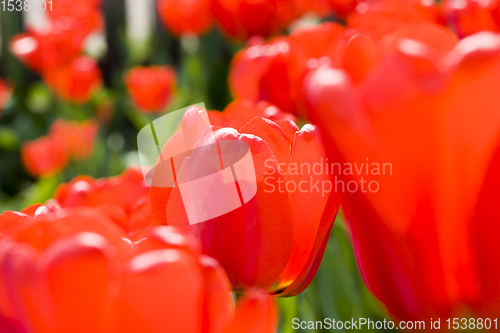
xmin=305 ymin=30 xmax=500 ymax=321
xmin=21 ymin=135 xmax=68 ymax=177
xmin=157 ymin=0 xmax=213 ymax=36
xmin=125 ymin=66 xmax=177 ymax=113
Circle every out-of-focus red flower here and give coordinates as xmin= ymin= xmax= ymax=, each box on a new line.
xmin=0 ymin=206 xmax=278 ymax=333
xmin=230 ymin=18 xmax=459 ymax=117
xmin=54 ymin=168 xmax=152 ymax=235
xmin=9 ymin=18 xmax=86 ymax=73
xmin=95 ymin=98 xmax=115 ymax=124
xmin=444 ymin=0 xmax=500 ymax=38
xmin=326 ymin=0 xmax=359 ymax=16
xmin=45 ymin=56 xmax=102 ymax=104
xmin=47 ymin=0 xmax=104 ymax=35
xmin=125 ymin=66 xmax=177 ymax=114
xmin=289 ymin=0 xmax=358 ymax=19
xmin=0 ymin=78 xmax=12 ymax=117
xmin=221 ymin=288 xmax=278 ymax=333
xmin=21 ymin=119 xmax=98 ymax=178
xmin=293 ymin=0 xmax=332 ymax=17
xmin=208 ymin=99 xmax=297 ymax=129
xmin=50 ymin=119 xmax=99 ymax=160
xmin=346 ymin=0 xmax=446 ymax=41
xmin=334 ymin=21 xmax=457 ymax=84
xmin=210 ymin=0 xmax=295 ymax=41
xmin=21 ymin=135 xmax=68 ymax=177
xmin=151 ymin=107 xmax=339 ymax=295
xmin=305 ymin=31 xmax=500 ymax=320
xmin=229 ymin=22 xmax=345 ymax=116
xmin=157 ymin=0 xmax=212 ymax=36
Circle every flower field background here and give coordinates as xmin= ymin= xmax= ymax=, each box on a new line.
xmin=1 ymin=0 xmax=500 ymax=332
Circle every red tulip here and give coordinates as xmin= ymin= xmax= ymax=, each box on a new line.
xmin=305 ymin=31 xmax=500 ymax=320
xmin=125 ymin=66 xmax=177 ymax=113
xmin=229 ymin=22 xmax=345 ymax=116
xmin=157 ymin=0 xmax=212 ymax=36
xmin=0 ymin=206 xmax=278 ymax=333
xmin=444 ymin=0 xmax=500 ymax=38
xmin=346 ymin=0 xmax=446 ymax=41
xmin=54 ymin=168 xmax=153 ymax=234
xmin=9 ymin=18 xmax=86 ymax=73
xmin=230 ymin=19 xmax=456 ymax=110
xmin=45 ymin=56 xmax=102 ymax=104
xmin=21 ymin=119 xmax=98 ymax=178
xmin=50 ymin=119 xmax=99 ymax=160
xmin=210 ymin=0 xmax=295 ymax=41
xmin=151 ymin=106 xmax=339 ymax=295
xmin=335 ymin=21 xmax=457 ymax=84
xmin=47 ymin=0 xmax=104 ymax=35
xmin=21 ymin=135 xmax=68 ymax=177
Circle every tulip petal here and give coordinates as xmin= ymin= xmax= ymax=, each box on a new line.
xmin=14 ymin=208 xmax=131 ymax=260
xmin=222 ymin=100 xmax=264 ymax=130
xmin=115 ymin=249 xmax=204 ymax=333
xmin=198 ymin=255 xmax=234 ymax=333
xmin=0 ymin=242 xmax=48 ymax=333
xmin=0 ymin=211 xmax=32 ymax=241
xmin=274 ymin=119 xmax=299 ymax=144
xmin=223 ymin=289 xmax=278 ymax=333
xmin=240 ymin=116 xmax=291 ymax=168
xmin=38 ymin=233 xmax=116 ymax=333
xmin=305 ymin=31 xmax=500 ymax=319
xmin=273 ymin=125 xmax=339 ymax=294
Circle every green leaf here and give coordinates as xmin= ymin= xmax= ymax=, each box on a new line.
xmin=279 ymin=297 xmax=298 ymax=333
xmin=21 ymin=174 xmax=61 ymax=208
